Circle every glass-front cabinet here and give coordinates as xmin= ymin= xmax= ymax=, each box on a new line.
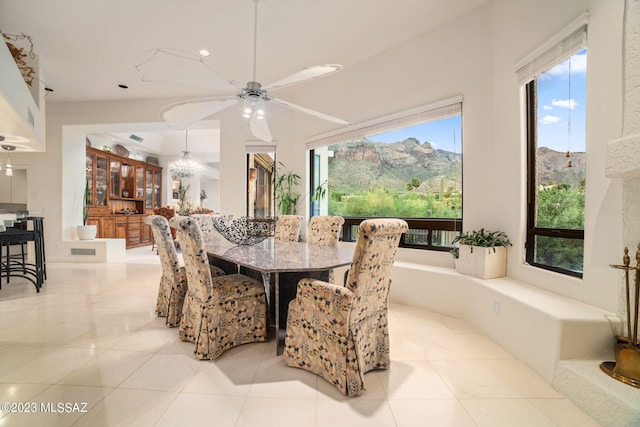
xmin=86 ymin=146 xmax=163 ymax=248
xmin=110 ymin=159 xmax=121 ymax=198
xmin=153 ymin=169 xmax=162 ymax=209
xmin=144 ymin=168 xmax=162 ymax=210
xmin=121 ymin=163 xmax=135 ymax=198
xmin=85 ymin=154 xmax=93 ymax=206
xmin=145 ymin=169 xmax=153 ymax=209
xmin=96 ymin=156 xmax=108 ymax=206
xmin=136 ymin=167 xmax=145 ymax=199
xmin=86 ymin=150 xmax=109 ymax=207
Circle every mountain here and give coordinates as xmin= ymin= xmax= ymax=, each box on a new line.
xmin=328 ymin=138 xmax=461 ymax=194
xmin=537 ymin=146 xmax=585 ymax=187
xmin=326 ymin=138 xmax=585 ymax=194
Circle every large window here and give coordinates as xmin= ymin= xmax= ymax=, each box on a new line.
xmin=309 ymin=100 xmax=462 ymax=250
xmin=520 ymin=17 xmax=587 ymax=277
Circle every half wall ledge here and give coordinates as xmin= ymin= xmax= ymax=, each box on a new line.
xmin=57 ymin=238 xmax=126 ymax=263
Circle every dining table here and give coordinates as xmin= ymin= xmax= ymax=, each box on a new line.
xmin=205 ymin=236 xmax=353 ymax=354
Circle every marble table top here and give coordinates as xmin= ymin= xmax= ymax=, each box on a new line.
xmin=205 ymin=237 xmax=353 ymax=273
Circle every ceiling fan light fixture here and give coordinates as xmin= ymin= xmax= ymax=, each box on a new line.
xmin=242 ymin=97 xmax=253 ymax=118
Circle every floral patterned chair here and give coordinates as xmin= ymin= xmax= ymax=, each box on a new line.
xmin=274 ymin=215 xmax=303 ymax=242
xmin=283 ymin=218 xmax=408 ymax=396
xmin=190 ymin=213 xmax=221 ymax=246
xmin=170 ymin=216 xmax=268 ymax=359
xmin=145 ymin=215 xmax=187 ymax=326
xmin=153 ymin=207 xmax=177 ymax=240
xmin=307 ymin=215 xmax=345 ymax=283
xmin=307 ymin=216 xmax=344 ymax=247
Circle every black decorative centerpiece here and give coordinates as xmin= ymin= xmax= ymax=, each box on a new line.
xmin=213 ymin=215 xmax=271 ymax=245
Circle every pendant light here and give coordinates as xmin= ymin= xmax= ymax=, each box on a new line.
xmin=169 ymin=130 xmax=202 ymax=179
xmin=2 ymin=145 xmax=15 ymax=176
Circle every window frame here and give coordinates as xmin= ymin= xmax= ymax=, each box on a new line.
xmin=524 ymin=79 xmax=584 ymax=278
xmin=307 ymin=99 xmax=464 ymax=251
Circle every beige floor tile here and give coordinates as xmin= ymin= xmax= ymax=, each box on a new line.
xmin=73 ymin=388 xmax=177 ymax=426
xmin=460 ymin=398 xmax=556 ymax=427
xmin=249 ymin=354 xmax=318 ymax=399
xmin=431 ymin=360 xmax=523 ymax=399
xmin=530 ymin=398 xmax=602 ymax=426
xmin=119 ymin=353 xmax=201 ymax=392
xmin=485 ymin=358 xmax=563 ymax=398
xmin=0 ymin=384 xmax=111 ymax=427
xmin=236 ymin=397 xmax=316 ymax=427
xmin=379 ymin=360 xmax=456 ymax=400
xmin=57 ymin=349 xmax=153 ymax=387
xmin=0 ymin=383 xmax=50 ymax=417
xmin=389 ymin=399 xmax=476 ymax=427
xmin=154 ymin=392 xmax=245 ymax=426
xmin=316 ymin=398 xmax=397 ymax=427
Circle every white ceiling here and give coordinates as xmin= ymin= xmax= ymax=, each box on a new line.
xmin=0 ymin=0 xmax=487 ymax=160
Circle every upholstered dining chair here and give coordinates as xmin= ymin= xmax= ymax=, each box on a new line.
xmin=145 ymin=215 xmax=187 ymax=326
xmin=307 ymin=215 xmax=344 ymax=247
xmin=307 ymin=215 xmax=345 ymax=283
xmin=146 ymin=215 xmax=225 ymax=327
xmin=190 ymin=213 xmax=220 ymax=245
xmin=170 ymin=216 xmax=268 ymax=359
xmin=274 ymin=215 xmax=303 ymax=242
xmin=153 ymin=207 xmax=177 ymax=240
xmin=283 ymin=218 xmax=408 ymax=396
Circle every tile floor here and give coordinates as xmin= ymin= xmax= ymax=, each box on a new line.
xmin=0 ymin=247 xmax=601 ymax=426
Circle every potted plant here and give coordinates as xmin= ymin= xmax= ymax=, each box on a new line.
xmin=451 ymin=228 xmax=511 ymax=278
xmin=274 ymin=162 xmax=301 ymax=215
xmin=77 ymin=178 xmax=97 ymax=240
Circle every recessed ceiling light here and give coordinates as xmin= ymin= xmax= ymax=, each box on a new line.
xmin=118 ymin=84 xmax=129 ymax=89
xmin=199 ymin=49 xmax=210 ymax=57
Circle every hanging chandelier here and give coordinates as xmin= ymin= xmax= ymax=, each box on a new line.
xmin=2 ymin=145 xmax=15 ymax=177
xmin=169 ymin=130 xmax=201 ymax=179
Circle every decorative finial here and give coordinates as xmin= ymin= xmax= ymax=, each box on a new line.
xmin=623 ymin=246 xmax=630 ymax=267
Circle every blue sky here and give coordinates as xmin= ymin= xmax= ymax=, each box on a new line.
xmin=367 ymin=49 xmax=586 ymax=154
xmin=536 ymin=49 xmax=587 ymax=152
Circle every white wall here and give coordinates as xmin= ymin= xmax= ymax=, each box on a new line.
xmin=0 ymin=169 xmax=27 ymax=204
xmin=14 ymin=0 xmax=626 ymax=314
xmin=490 ymin=0 xmax=624 ymax=311
xmin=283 ymin=1 xmax=623 ymax=312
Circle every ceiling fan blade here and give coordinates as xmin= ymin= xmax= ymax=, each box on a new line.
xmin=161 ymin=96 xmax=238 ymax=129
xmin=136 ymin=48 xmax=239 ymax=92
xmin=270 ymin=97 xmax=350 ymax=125
xmin=248 ymin=114 xmax=273 ymax=143
xmin=263 ymin=64 xmax=343 ymax=92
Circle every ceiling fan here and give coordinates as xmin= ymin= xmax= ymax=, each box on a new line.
xmin=141 ymin=0 xmax=350 ymax=142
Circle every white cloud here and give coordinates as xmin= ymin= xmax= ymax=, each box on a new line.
xmin=540 ymin=115 xmax=561 ymax=125
xmin=551 ymin=98 xmax=577 ymax=109
xmin=543 ymin=105 xmax=552 ymax=110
